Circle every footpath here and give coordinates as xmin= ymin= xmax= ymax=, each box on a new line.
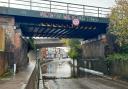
xmin=0 ymin=60 xmax=36 ymax=89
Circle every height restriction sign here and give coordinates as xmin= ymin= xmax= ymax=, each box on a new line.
xmin=72 ymin=19 xmax=80 ymax=26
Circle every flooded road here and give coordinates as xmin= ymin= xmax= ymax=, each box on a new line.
xmin=41 ymin=59 xmax=72 ymax=78
xmin=41 ymin=59 xmax=128 ymax=89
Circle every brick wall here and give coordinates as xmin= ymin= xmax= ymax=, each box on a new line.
xmin=0 ymin=16 xmax=29 ymax=75
xmin=0 ymin=52 xmax=8 ymax=75
xmin=0 ymin=16 xmax=15 ymax=75
xmin=40 ymin=48 xmax=48 ymax=60
xmin=13 ymin=30 xmax=29 ymax=71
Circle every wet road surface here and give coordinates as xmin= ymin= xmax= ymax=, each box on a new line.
xmin=41 ymin=59 xmax=128 ymax=89
xmin=41 ymin=59 xmax=72 ymax=78
xmin=47 ymin=77 xmax=128 ymax=89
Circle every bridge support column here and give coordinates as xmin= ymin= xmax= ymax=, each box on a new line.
xmin=0 ymin=16 xmax=29 ymax=76
xmin=0 ymin=16 xmax=15 ymax=75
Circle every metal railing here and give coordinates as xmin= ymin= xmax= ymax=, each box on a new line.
xmin=0 ymin=0 xmax=110 ymax=17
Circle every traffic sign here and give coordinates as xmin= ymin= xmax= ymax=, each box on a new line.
xmin=72 ymin=19 xmax=80 ymax=26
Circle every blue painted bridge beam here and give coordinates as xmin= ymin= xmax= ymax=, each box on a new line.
xmin=19 ymin=20 xmax=108 ymax=39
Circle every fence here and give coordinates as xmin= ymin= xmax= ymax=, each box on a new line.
xmin=0 ymin=0 xmax=110 ymax=17
xmin=109 ymin=60 xmax=128 ymax=79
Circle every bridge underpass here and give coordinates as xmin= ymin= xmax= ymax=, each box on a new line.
xmin=1 ymin=1 xmax=126 ymax=89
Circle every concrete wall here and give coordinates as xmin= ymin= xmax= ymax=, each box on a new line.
xmin=82 ymin=40 xmax=105 ymax=59
xmin=25 ymin=64 xmax=38 ymax=89
xmin=81 ymin=40 xmax=108 ymax=74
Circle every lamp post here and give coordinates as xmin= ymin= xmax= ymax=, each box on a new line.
xmin=36 ymin=48 xmax=40 ymax=89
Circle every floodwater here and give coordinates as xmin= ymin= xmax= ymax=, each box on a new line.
xmin=40 ymin=59 xmax=128 ymax=89
xmin=41 ymin=59 xmax=72 ymax=78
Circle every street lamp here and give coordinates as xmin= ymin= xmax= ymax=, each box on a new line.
xmin=36 ymin=48 xmax=40 ymax=89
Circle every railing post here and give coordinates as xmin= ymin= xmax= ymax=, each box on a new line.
xmin=67 ymin=3 xmax=69 ymax=15
xmin=37 ymin=58 xmax=40 ymax=89
xmin=30 ymin=0 xmax=32 ymax=10
xmin=50 ymin=1 xmax=51 ymax=12
xmin=98 ymin=7 xmax=100 ymax=17
xmin=83 ymin=5 xmax=85 ymax=16
xmin=36 ymin=49 xmax=40 ymax=89
xmin=8 ymin=0 xmax=10 ymax=7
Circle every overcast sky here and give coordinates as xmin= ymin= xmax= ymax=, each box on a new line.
xmin=0 ymin=0 xmax=116 ymax=16
xmin=0 ymin=0 xmax=116 ymax=8
xmin=52 ymin=0 xmax=115 ymax=8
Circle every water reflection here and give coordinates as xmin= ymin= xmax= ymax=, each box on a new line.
xmin=42 ymin=60 xmax=72 ymax=78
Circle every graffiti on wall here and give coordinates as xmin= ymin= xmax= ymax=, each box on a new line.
xmin=39 ymin=11 xmax=102 ymax=22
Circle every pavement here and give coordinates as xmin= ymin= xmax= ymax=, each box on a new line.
xmin=0 ymin=60 xmax=36 ymax=89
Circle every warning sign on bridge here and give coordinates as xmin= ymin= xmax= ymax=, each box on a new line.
xmin=72 ymin=19 xmax=80 ymax=26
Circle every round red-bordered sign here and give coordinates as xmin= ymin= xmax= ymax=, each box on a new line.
xmin=72 ymin=19 xmax=80 ymax=26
